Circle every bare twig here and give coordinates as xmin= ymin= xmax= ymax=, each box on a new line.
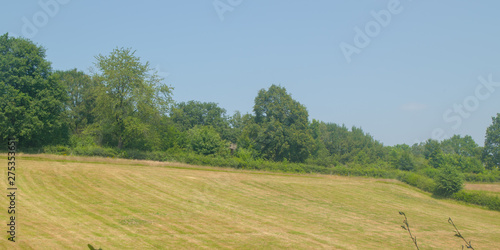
xmin=448 ymin=218 xmax=474 ymax=249
xmin=399 ymin=211 xmax=420 ymax=250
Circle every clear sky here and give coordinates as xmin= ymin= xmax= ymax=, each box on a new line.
xmin=2 ymin=1 xmax=500 ymax=146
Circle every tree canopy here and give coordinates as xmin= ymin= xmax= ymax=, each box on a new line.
xmin=251 ymin=85 xmax=314 ymax=162
xmin=0 ymin=34 xmax=67 ymax=146
xmin=1 ymin=33 xmax=498 ymax=183
xmin=92 ymin=47 xmax=173 ymax=149
xmin=484 ymin=113 xmax=500 ymax=169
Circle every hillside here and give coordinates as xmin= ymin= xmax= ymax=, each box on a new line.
xmin=1 ymin=154 xmax=499 ymax=249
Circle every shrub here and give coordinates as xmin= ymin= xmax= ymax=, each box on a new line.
xmin=397 ymin=172 xmax=436 ymax=193
xmin=419 ymin=167 xmax=440 ymax=179
xmin=187 ymin=126 xmax=228 ymax=156
xmin=452 ymin=190 xmax=500 ymax=211
xmin=434 ymin=164 xmax=463 ymax=197
xmin=398 ymin=152 xmax=415 ymax=171
xmin=43 ymin=145 xmax=71 ymax=155
xmin=73 ymin=146 xmax=117 ymax=157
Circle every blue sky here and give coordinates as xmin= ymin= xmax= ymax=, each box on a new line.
xmin=2 ymin=1 xmax=500 ymax=146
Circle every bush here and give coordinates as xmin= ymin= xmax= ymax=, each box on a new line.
xmin=398 ymin=152 xmax=415 ymax=171
xmin=397 ymin=172 xmax=436 ymax=193
xmin=452 ymin=190 xmax=500 ymax=211
xmin=73 ymin=146 xmax=118 ymax=157
xmin=433 ymin=164 xmax=464 ymax=197
xmin=419 ymin=167 xmax=440 ymax=179
xmin=187 ymin=126 xmax=228 ymax=156
xmin=43 ymin=145 xmax=71 ymax=155
xmin=463 ymin=171 xmax=500 ymax=182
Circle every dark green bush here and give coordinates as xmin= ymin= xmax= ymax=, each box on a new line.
xmin=43 ymin=145 xmax=71 ymax=155
xmin=187 ymin=126 xmax=228 ymax=156
xmin=73 ymin=146 xmax=118 ymax=157
xmin=452 ymin=190 xmax=500 ymax=211
xmin=463 ymin=171 xmax=500 ymax=182
xmin=433 ymin=164 xmax=464 ymax=197
xmin=397 ymin=172 xmax=436 ymax=193
xmin=419 ymin=167 xmax=440 ymax=179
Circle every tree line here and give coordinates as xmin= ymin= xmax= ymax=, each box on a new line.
xmin=1 ymin=34 xmax=499 ymax=190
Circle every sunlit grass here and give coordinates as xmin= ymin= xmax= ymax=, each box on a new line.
xmin=0 ymin=154 xmax=499 ymax=249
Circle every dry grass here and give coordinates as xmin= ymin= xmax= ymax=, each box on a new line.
xmin=465 ymin=183 xmax=500 ymax=193
xmin=1 ymin=154 xmax=499 ymax=249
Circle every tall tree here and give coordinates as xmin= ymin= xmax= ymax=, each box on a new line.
xmin=441 ymin=135 xmax=479 ymax=158
xmin=254 ymin=84 xmax=308 ymax=129
xmin=170 ymin=100 xmax=228 ymax=129
xmin=424 ymin=139 xmax=444 ymax=168
xmin=55 ymin=69 xmax=96 ymax=134
xmin=252 ymin=85 xmax=313 ymax=162
xmin=93 ymin=47 xmax=172 ymax=149
xmin=0 ymin=33 xmax=67 ymax=147
xmin=484 ymin=113 xmax=500 ymax=169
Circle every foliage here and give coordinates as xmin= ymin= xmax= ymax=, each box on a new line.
xmin=0 ymin=33 xmax=68 ymax=147
xmin=92 ymin=47 xmax=172 ymax=149
xmin=463 ymin=170 xmax=500 ymax=182
xmin=55 ymin=69 xmax=96 ymax=134
xmin=3 ymin=37 xmax=499 ymax=213
xmin=483 ymin=113 xmax=500 ymax=170
xmin=72 ymin=146 xmax=118 ymax=157
xmin=452 ymin=190 xmax=500 ymax=211
xmin=170 ymin=100 xmax=228 ymax=131
xmin=425 ymin=139 xmax=444 ymax=168
xmin=434 ymin=164 xmax=464 ymax=197
xmin=398 ymin=151 xmax=415 ymax=171
xmin=187 ymin=126 xmax=228 ymax=156
xmin=441 ymin=135 xmax=480 ymax=158
xmin=398 ymin=172 xmax=436 ymax=193
xmin=444 ymin=154 xmax=484 ymax=174
xmin=251 ymin=85 xmax=314 ymax=162
xmin=43 ymin=145 xmax=72 ymax=155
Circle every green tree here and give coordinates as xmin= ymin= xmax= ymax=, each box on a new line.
xmin=425 ymin=139 xmax=444 ymax=168
xmin=187 ymin=126 xmax=227 ymax=155
xmin=434 ymin=164 xmax=464 ymax=197
xmin=170 ymin=100 xmax=234 ymax=141
xmin=398 ymin=151 xmax=415 ymax=171
xmin=444 ymin=154 xmax=484 ymax=174
xmin=93 ymin=47 xmax=172 ymax=149
xmin=55 ymin=69 xmax=96 ymax=134
xmin=0 ymin=33 xmax=67 ymax=147
xmin=252 ymin=85 xmax=314 ymax=162
xmin=441 ymin=135 xmax=479 ymax=158
xmin=254 ymin=85 xmax=308 ymax=129
xmin=484 ymin=113 xmax=500 ymax=169
xmin=170 ymin=101 xmax=228 ymax=130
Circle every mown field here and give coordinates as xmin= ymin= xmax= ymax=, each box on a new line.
xmin=1 ymin=154 xmax=499 ymax=249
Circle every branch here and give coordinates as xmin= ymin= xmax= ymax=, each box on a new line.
xmin=448 ymin=218 xmax=474 ymax=249
xmin=399 ymin=211 xmax=420 ymax=250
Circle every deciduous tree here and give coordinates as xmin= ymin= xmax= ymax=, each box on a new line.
xmin=93 ymin=47 xmax=172 ymax=149
xmin=0 ymin=33 xmax=67 ymax=146
xmin=484 ymin=113 xmax=500 ymax=169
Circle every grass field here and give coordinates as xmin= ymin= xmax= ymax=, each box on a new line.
xmin=1 ymin=154 xmax=499 ymax=249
